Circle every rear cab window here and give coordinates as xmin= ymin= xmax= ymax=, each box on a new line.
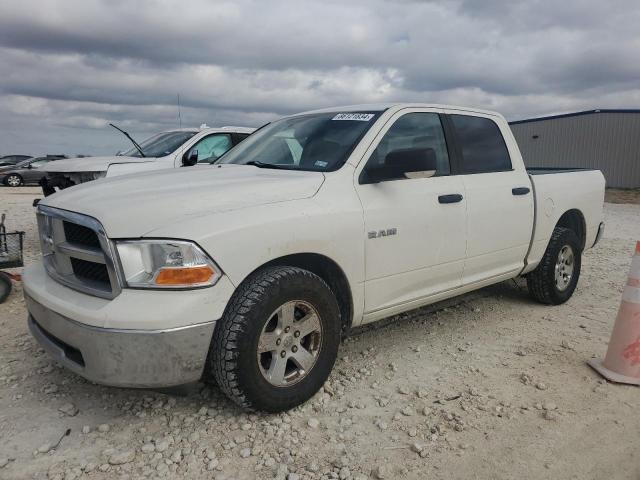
xmin=450 ymin=115 xmax=512 ymax=174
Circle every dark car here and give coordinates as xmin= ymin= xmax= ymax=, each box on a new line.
xmin=0 ymin=156 xmax=67 ymax=187
xmin=0 ymin=155 xmax=32 ymax=167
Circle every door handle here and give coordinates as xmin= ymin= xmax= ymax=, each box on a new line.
xmin=512 ymin=187 xmax=530 ymax=196
xmin=438 ymin=193 xmax=463 ymax=204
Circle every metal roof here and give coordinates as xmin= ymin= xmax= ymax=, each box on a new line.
xmin=510 ymin=109 xmax=640 ymax=125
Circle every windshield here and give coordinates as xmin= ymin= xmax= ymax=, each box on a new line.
xmin=218 ymin=111 xmax=382 ymax=171
xmin=121 ymin=131 xmax=196 ymax=157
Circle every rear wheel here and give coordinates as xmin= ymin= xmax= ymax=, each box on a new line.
xmin=207 ymin=266 xmax=341 ymax=412
xmin=0 ymin=273 xmax=12 ymax=304
xmin=4 ymin=174 xmax=23 ymax=187
xmin=527 ymin=227 xmax=582 ymax=305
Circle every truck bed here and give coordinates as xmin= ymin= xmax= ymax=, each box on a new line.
xmin=523 ymin=168 xmax=605 ymax=274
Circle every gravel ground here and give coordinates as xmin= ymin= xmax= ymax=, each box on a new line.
xmin=0 ymin=186 xmax=639 ymax=480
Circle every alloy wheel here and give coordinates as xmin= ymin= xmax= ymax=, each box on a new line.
xmin=257 ymin=300 xmax=323 ymax=387
xmin=554 ymin=245 xmax=574 ymax=291
xmin=6 ymin=175 xmax=21 ymax=187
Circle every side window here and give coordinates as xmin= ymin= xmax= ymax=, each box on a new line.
xmin=362 ymin=112 xmax=450 ymax=182
xmin=191 ymin=134 xmax=232 ymax=163
xmin=450 ymin=115 xmax=512 ymax=174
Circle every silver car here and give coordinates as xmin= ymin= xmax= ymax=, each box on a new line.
xmin=0 ymin=156 xmax=66 ymax=187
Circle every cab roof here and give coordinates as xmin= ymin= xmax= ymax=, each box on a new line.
xmin=299 ymin=103 xmax=502 ymax=118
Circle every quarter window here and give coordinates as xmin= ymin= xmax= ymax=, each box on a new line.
xmin=450 ymin=115 xmax=512 ymax=174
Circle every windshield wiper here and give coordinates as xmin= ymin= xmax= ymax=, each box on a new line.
xmin=245 ymin=161 xmax=290 ymax=170
xmin=109 ymin=123 xmax=146 ymax=157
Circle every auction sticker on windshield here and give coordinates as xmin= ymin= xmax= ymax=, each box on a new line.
xmin=332 ymin=113 xmax=375 ymax=121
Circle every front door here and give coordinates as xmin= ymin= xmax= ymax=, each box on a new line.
xmin=355 ymin=109 xmax=467 ymax=316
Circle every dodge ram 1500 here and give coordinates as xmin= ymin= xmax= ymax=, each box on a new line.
xmin=23 ymin=103 xmax=605 ymax=412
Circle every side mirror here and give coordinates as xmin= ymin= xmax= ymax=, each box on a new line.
xmin=182 ymin=149 xmax=198 ymax=167
xmin=361 ymin=147 xmax=437 ymax=184
xmin=27 ymin=164 xmax=33 ymax=169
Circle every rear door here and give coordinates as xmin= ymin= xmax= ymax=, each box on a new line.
xmin=355 ymin=108 xmax=467 ymax=315
xmin=443 ymin=112 xmax=534 ymax=284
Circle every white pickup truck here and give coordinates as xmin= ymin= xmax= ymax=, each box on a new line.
xmin=39 ymin=125 xmax=254 ymax=194
xmin=23 ymin=103 xmax=605 ymax=412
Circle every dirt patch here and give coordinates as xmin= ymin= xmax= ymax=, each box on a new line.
xmin=605 ymin=188 xmax=640 ymax=205
xmin=1 ymin=187 xmax=639 ymax=480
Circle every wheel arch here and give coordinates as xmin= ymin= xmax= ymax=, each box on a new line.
xmin=248 ymin=253 xmax=354 ymax=334
xmin=555 ymin=209 xmax=586 ymax=250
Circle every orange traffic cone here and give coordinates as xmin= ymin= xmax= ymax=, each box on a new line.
xmin=588 ymin=241 xmax=640 ymax=385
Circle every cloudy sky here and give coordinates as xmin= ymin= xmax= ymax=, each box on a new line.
xmin=1 ymin=0 xmax=639 ymax=156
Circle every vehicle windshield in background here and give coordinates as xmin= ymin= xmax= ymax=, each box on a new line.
xmin=14 ymin=159 xmax=34 ymax=168
xmin=218 ymin=112 xmax=382 ymax=172
xmin=121 ymin=131 xmax=196 ymax=158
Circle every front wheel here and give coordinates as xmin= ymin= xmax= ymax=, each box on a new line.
xmin=4 ymin=174 xmax=23 ymax=187
xmin=526 ymin=226 xmax=582 ymax=305
xmin=207 ymin=266 xmax=341 ymax=412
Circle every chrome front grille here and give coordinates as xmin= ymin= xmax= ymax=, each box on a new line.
xmin=37 ymin=205 xmax=121 ymax=299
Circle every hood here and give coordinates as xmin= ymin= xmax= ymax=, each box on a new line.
xmin=41 ymin=156 xmax=157 ymax=173
xmin=40 ymin=164 xmax=325 ymax=237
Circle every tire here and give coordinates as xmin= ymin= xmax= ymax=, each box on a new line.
xmin=207 ymin=266 xmax=341 ymax=412
xmin=526 ymin=227 xmax=582 ymax=305
xmin=4 ymin=174 xmax=23 ymax=187
xmin=0 ymin=273 xmax=12 ymax=304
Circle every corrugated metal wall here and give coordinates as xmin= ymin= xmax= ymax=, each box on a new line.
xmin=510 ymin=112 xmax=640 ymax=188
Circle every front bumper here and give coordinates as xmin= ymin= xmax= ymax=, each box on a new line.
xmin=26 ymin=293 xmax=215 ymax=388
xmin=22 ymin=261 xmax=235 ymax=388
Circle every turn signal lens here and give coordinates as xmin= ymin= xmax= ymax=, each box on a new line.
xmin=155 ymin=265 xmax=215 ymax=285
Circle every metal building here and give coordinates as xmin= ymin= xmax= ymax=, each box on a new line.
xmin=509 ymin=109 xmax=640 ymax=188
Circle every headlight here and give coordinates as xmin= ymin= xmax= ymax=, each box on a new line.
xmin=115 ymin=240 xmax=221 ymax=289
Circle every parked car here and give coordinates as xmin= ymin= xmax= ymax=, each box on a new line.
xmin=0 ymin=155 xmax=32 ymax=167
xmin=0 ymin=156 xmax=66 ymax=186
xmin=23 ymin=103 xmax=605 ymax=412
xmin=40 ymin=126 xmax=255 ymax=195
